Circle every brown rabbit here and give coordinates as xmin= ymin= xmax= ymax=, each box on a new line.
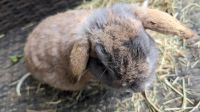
xmin=24 ymin=3 xmax=194 ymax=92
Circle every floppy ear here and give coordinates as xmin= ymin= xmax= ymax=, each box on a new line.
xmin=70 ymin=38 xmax=90 ymax=78
xmin=135 ymin=8 xmax=194 ymax=39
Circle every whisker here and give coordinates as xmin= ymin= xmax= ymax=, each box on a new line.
xmin=99 ymin=68 xmax=107 ymax=80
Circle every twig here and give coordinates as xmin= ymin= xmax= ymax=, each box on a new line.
xmin=46 ymin=100 xmax=63 ymax=105
xmin=191 ymin=60 xmax=200 ymax=68
xmin=76 ymin=90 xmax=83 ymax=101
xmin=142 ymin=91 xmax=161 ymax=112
xmin=16 ymin=73 xmax=31 ymax=96
xmin=189 ymin=101 xmax=200 ymax=112
xmin=172 ymin=77 xmax=180 ymax=85
xmin=164 ymin=79 xmax=194 ymax=104
xmin=163 ymin=96 xmax=182 ymax=105
xmin=165 ymin=107 xmax=194 ymax=111
xmin=182 ymin=78 xmax=187 ymax=110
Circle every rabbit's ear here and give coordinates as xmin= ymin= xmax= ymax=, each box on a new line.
xmin=135 ymin=8 xmax=194 ymax=39
xmin=70 ymin=38 xmax=90 ymax=78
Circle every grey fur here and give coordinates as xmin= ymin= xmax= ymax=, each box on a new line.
xmin=81 ymin=4 xmax=158 ymax=92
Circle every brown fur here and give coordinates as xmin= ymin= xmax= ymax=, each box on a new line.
xmin=84 ymin=9 xmax=153 ymax=91
xmin=24 ymin=3 xmax=194 ymax=91
xmin=135 ymin=8 xmax=194 ymax=39
xmin=24 ymin=10 xmax=94 ymax=90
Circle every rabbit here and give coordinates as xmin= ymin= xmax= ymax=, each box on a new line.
xmin=24 ymin=3 xmax=194 ymax=92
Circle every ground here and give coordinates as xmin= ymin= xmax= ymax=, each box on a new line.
xmin=0 ymin=0 xmax=200 ymax=112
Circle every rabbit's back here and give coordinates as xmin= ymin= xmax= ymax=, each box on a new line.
xmin=24 ymin=10 xmax=93 ymax=91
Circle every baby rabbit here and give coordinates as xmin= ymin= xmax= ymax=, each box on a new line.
xmin=24 ymin=3 xmax=194 ymax=92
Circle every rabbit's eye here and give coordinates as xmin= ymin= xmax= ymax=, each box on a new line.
xmin=95 ymin=43 xmax=112 ymax=66
xmin=96 ymin=43 xmax=107 ymax=55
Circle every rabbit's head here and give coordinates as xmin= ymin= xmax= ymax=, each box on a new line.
xmin=87 ymin=28 xmax=157 ymax=92
xmin=70 ymin=3 xmax=194 ymax=92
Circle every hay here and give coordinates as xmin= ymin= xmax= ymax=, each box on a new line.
xmin=74 ymin=0 xmax=200 ymax=111
xmin=14 ymin=0 xmax=199 ymax=111
xmin=16 ymin=73 xmax=31 ymax=96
